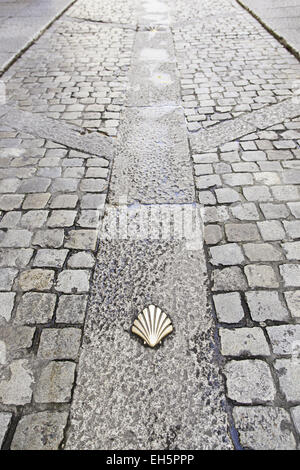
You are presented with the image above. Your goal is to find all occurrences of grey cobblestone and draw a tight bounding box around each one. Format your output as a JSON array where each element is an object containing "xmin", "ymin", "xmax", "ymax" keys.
[
  {"xmin": 34, "ymin": 361, "xmax": 76, "ymax": 403},
  {"xmin": 246, "ymin": 291, "xmax": 289, "ymax": 322},
  {"xmin": 38, "ymin": 328, "xmax": 82, "ymax": 360},
  {"xmin": 274, "ymin": 359, "xmax": 300, "ymax": 402},
  {"xmin": 220, "ymin": 327, "xmax": 270, "ymax": 357},
  {"xmin": 0, "ymin": 412, "xmax": 11, "ymax": 447},
  {"xmin": 15, "ymin": 292, "xmax": 56, "ymax": 325},
  {"xmin": 233, "ymin": 406, "xmax": 296, "ymax": 450}
]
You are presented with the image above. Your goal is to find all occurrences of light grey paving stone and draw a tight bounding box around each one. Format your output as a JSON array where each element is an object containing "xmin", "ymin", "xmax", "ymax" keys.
[
  {"xmin": 198, "ymin": 191, "xmax": 216, "ymax": 205},
  {"xmin": 33, "ymin": 249, "xmax": 68, "ymax": 268},
  {"xmin": 47, "ymin": 210, "xmax": 77, "ymax": 228},
  {"xmin": 67, "ymin": 252, "xmax": 95, "ymax": 268},
  {"xmin": 193, "ymin": 153, "xmax": 219, "ymax": 164},
  {"xmin": 0, "ymin": 211, "xmax": 22, "ymax": 228},
  {"xmin": 204, "ymin": 225, "xmax": 222, "ymax": 245},
  {"xmin": 267, "ymin": 325, "xmax": 300, "ymax": 355},
  {"xmin": 22, "ymin": 193, "xmax": 51, "ymax": 210},
  {"xmin": 246, "ymin": 291, "xmax": 289, "ymax": 322},
  {"xmin": 80, "ymin": 179, "xmax": 108, "ymax": 193},
  {"xmin": 274, "ymin": 359, "xmax": 300, "ymax": 402},
  {"xmin": 280, "ymin": 264, "xmax": 300, "ymax": 287},
  {"xmin": 18, "ymin": 269, "xmax": 54, "ymax": 291},
  {"xmin": 196, "ymin": 175, "xmax": 222, "ymax": 189},
  {"xmin": 244, "ymin": 264, "xmax": 279, "ymax": 288},
  {"xmin": 0, "ymin": 412, "xmax": 11, "ymax": 447},
  {"xmin": 0, "ymin": 248, "xmax": 33, "ymax": 268},
  {"xmin": 11, "ymin": 411, "xmax": 68, "ymax": 450},
  {"xmin": 64, "ymin": 230, "xmax": 97, "ymax": 250},
  {"xmin": 50, "ymin": 195, "xmax": 78, "ymax": 209},
  {"xmin": 230, "ymin": 203, "xmax": 260, "ymax": 221},
  {"xmin": 213, "ymin": 292, "xmax": 244, "ymax": 323},
  {"xmin": 0, "ymin": 267, "xmax": 18, "ymax": 290},
  {"xmin": 0, "ymin": 229, "xmax": 32, "ymax": 248},
  {"xmin": 33, "ymin": 229, "xmax": 64, "ymax": 248},
  {"xmin": 260, "ymin": 203, "xmax": 290, "ymax": 219},
  {"xmin": 0, "ymin": 178, "xmax": 20, "ymax": 193},
  {"xmin": 0, "ymin": 326, "xmax": 34, "ymax": 358},
  {"xmin": 85, "ymin": 167, "xmax": 109, "ymax": 178},
  {"xmin": 291, "ymin": 406, "xmax": 300, "ymax": 435},
  {"xmin": 18, "ymin": 178, "xmax": 51, "ymax": 194},
  {"xmin": 38, "ymin": 328, "xmax": 81, "ymax": 360},
  {"xmin": 0, "ymin": 195, "xmax": 24, "ymax": 211},
  {"xmin": 243, "ymin": 186, "xmax": 272, "ymax": 202},
  {"xmin": 21, "ymin": 210, "xmax": 48, "ymax": 229},
  {"xmin": 224, "ymin": 360, "xmax": 276, "ymax": 404},
  {"xmin": 282, "ymin": 242, "xmax": 300, "ymax": 260},
  {"xmin": 81, "ymin": 193, "xmax": 106, "ymax": 210},
  {"xmin": 212, "ymin": 267, "xmax": 248, "ymax": 292},
  {"xmin": 283, "ymin": 221, "xmax": 300, "ymax": 239},
  {"xmin": 77, "ymin": 210, "xmax": 100, "ymax": 228},
  {"xmin": 34, "ymin": 361, "xmax": 76, "ymax": 403},
  {"xmin": 219, "ymin": 327, "xmax": 270, "ymax": 357},
  {"xmin": 50, "ymin": 178, "xmax": 79, "ymax": 193},
  {"xmin": 243, "ymin": 243, "xmax": 283, "ymax": 262},
  {"xmin": 215, "ymin": 188, "xmax": 240, "ymax": 203},
  {"xmin": 225, "ymin": 223, "xmax": 260, "ymax": 242},
  {"xmin": 210, "ymin": 243, "xmax": 244, "ymax": 266},
  {"xmin": 56, "ymin": 270, "xmax": 90, "ymax": 293},
  {"xmin": 0, "ymin": 359, "xmax": 33, "ymax": 405},
  {"xmin": 284, "ymin": 291, "xmax": 300, "ymax": 319},
  {"xmin": 222, "ymin": 173, "xmax": 253, "ymax": 187},
  {"xmin": 15, "ymin": 292, "xmax": 56, "ymax": 324},
  {"xmin": 272, "ymin": 185, "xmax": 299, "ymax": 201},
  {"xmin": 257, "ymin": 221, "xmax": 286, "ymax": 241},
  {"xmin": 282, "ymin": 170, "xmax": 300, "ymax": 185},
  {"xmin": 56, "ymin": 295, "xmax": 88, "ymax": 324},
  {"xmin": 267, "ymin": 150, "xmax": 293, "ymax": 161},
  {"xmin": 233, "ymin": 406, "xmax": 296, "ymax": 450},
  {"xmin": 0, "ymin": 292, "xmax": 15, "ymax": 321}
]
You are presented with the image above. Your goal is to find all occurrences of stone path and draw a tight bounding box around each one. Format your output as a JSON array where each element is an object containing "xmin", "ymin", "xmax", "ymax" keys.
[{"xmin": 0, "ymin": 0, "xmax": 300, "ymax": 450}]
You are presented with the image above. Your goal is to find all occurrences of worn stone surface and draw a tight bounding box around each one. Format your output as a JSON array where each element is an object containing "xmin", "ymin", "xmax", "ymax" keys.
[
  {"xmin": 233, "ymin": 406, "xmax": 296, "ymax": 450},
  {"xmin": 224, "ymin": 360, "xmax": 276, "ymax": 404},
  {"xmin": 0, "ymin": 412, "xmax": 11, "ymax": 447},
  {"xmin": 11, "ymin": 411, "xmax": 68, "ymax": 450},
  {"xmin": 34, "ymin": 361, "xmax": 76, "ymax": 403}
]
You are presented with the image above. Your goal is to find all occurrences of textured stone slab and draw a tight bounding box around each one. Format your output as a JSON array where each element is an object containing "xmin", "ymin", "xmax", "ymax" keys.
[
  {"xmin": 233, "ymin": 406, "xmax": 296, "ymax": 450},
  {"xmin": 190, "ymin": 99, "xmax": 300, "ymax": 152},
  {"xmin": 66, "ymin": 215, "xmax": 232, "ymax": 449},
  {"xmin": 109, "ymin": 107, "xmax": 195, "ymax": 204}
]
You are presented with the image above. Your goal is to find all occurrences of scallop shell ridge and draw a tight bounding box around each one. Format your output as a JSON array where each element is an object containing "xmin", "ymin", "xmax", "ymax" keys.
[{"xmin": 132, "ymin": 305, "xmax": 173, "ymax": 348}]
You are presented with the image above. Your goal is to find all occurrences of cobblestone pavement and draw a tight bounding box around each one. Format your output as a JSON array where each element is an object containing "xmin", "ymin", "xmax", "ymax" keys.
[{"xmin": 0, "ymin": 0, "xmax": 300, "ymax": 450}]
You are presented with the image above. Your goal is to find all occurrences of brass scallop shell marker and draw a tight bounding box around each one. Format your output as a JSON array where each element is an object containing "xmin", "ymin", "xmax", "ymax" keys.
[{"xmin": 132, "ymin": 305, "xmax": 173, "ymax": 348}]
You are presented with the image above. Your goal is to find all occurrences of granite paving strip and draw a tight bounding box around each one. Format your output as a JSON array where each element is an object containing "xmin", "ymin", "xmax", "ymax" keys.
[
  {"xmin": 0, "ymin": 0, "xmax": 77, "ymax": 74},
  {"xmin": 190, "ymin": 116, "xmax": 300, "ymax": 449},
  {"xmin": 65, "ymin": 0, "xmax": 234, "ymax": 450},
  {"xmin": 170, "ymin": 0, "xmax": 300, "ymax": 130}
]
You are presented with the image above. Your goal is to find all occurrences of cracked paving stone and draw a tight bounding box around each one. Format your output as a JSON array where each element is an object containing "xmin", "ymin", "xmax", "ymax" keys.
[
  {"xmin": 224, "ymin": 360, "xmax": 276, "ymax": 404},
  {"xmin": 11, "ymin": 411, "xmax": 68, "ymax": 450}
]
